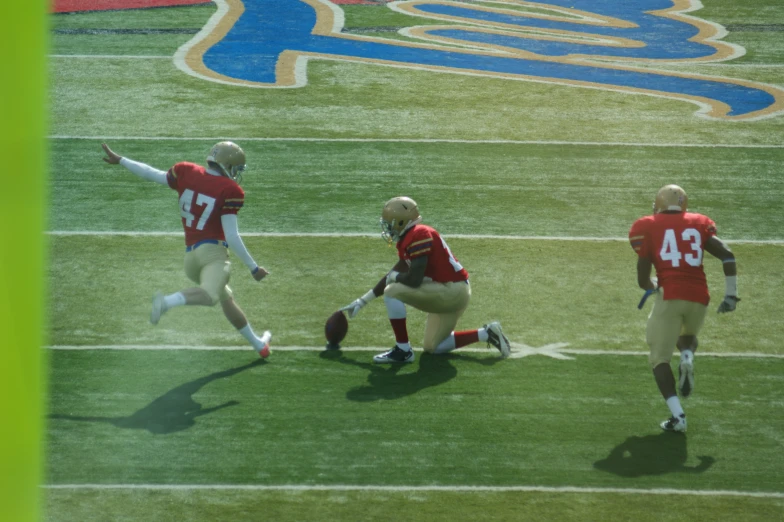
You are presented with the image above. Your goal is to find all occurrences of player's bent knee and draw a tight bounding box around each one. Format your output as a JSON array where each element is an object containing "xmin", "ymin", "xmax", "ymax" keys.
[{"xmin": 649, "ymin": 353, "xmax": 670, "ymax": 369}]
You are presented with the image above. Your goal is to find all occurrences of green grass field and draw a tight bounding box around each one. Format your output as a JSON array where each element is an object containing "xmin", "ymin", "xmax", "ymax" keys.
[{"xmin": 45, "ymin": 1, "xmax": 784, "ymax": 521}]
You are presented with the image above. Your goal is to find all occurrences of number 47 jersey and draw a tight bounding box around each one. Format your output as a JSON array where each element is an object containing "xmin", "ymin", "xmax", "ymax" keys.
[
  {"xmin": 629, "ymin": 212, "xmax": 717, "ymax": 306},
  {"xmin": 166, "ymin": 162, "xmax": 245, "ymax": 247}
]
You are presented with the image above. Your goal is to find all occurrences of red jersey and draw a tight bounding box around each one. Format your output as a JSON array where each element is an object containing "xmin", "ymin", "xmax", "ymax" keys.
[
  {"xmin": 629, "ymin": 212, "xmax": 717, "ymax": 305},
  {"xmin": 397, "ymin": 224, "xmax": 469, "ymax": 283},
  {"xmin": 166, "ymin": 162, "xmax": 244, "ymax": 247}
]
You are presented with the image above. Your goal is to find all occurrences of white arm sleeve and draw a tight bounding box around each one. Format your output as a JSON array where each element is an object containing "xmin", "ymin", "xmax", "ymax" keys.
[
  {"xmin": 221, "ymin": 213, "xmax": 259, "ymax": 272},
  {"xmin": 119, "ymin": 157, "xmax": 168, "ymax": 185}
]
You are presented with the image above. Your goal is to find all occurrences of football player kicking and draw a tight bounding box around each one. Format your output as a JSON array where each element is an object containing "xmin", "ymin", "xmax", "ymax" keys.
[
  {"xmin": 340, "ymin": 196, "xmax": 511, "ymax": 363},
  {"xmin": 629, "ymin": 185, "xmax": 740, "ymax": 433},
  {"xmin": 101, "ymin": 142, "xmax": 273, "ymax": 358}
]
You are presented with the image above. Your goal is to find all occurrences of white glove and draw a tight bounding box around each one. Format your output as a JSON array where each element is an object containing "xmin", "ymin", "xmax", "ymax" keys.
[
  {"xmin": 717, "ymin": 296, "xmax": 740, "ymax": 314},
  {"xmin": 386, "ymin": 271, "xmax": 400, "ymax": 286},
  {"xmin": 340, "ymin": 298, "xmax": 367, "ymax": 319},
  {"xmin": 339, "ymin": 290, "xmax": 377, "ymax": 319}
]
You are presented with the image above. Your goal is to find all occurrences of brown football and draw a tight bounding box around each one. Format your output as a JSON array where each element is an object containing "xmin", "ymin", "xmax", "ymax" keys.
[{"xmin": 325, "ymin": 310, "xmax": 348, "ymax": 345}]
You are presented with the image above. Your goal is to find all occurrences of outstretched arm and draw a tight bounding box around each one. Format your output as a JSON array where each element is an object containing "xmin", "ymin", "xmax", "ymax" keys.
[
  {"xmin": 101, "ymin": 143, "xmax": 168, "ymax": 185},
  {"xmin": 221, "ymin": 214, "xmax": 268, "ymax": 281},
  {"xmin": 340, "ymin": 258, "xmax": 409, "ymax": 319}
]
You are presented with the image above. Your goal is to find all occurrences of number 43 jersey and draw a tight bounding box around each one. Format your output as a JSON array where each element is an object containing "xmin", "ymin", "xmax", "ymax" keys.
[
  {"xmin": 629, "ymin": 212, "xmax": 717, "ymax": 305},
  {"xmin": 166, "ymin": 162, "xmax": 245, "ymax": 247}
]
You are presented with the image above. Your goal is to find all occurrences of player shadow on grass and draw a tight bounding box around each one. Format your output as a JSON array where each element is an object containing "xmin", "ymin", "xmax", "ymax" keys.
[
  {"xmin": 593, "ymin": 433, "xmax": 715, "ymax": 477},
  {"xmin": 49, "ymin": 359, "xmax": 264, "ymax": 434},
  {"xmin": 320, "ymin": 350, "xmax": 499, "ymax": 402}
]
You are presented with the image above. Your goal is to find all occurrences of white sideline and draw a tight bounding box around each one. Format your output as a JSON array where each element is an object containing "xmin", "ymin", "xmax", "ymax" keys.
[
  {"xmin": 48, "ymin": 135, "xmax": 784, "ymax": 148},
  {"xmin": 45, "ymin": 345, "xmax": 784, "ymax": 359},
  {"xmin": 43, "ymin": 230, "xmax": 784, "ymax": 245},
  {"xmin": 41, "ymin": 483, "xmax": 784, "ymax": 498}
]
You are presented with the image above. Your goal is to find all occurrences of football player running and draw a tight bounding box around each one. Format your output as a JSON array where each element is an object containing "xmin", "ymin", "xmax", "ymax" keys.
[
  {"xmin": 101, "ymin": 142, "xmax": 273, "ymax": 358},
  {"xmin": 629, "ymin": 185, "xmax": 739, "ymax": 433},
  {"xmin": 341, "ymin": 197, "xmax": 511, "ymax": 363}
]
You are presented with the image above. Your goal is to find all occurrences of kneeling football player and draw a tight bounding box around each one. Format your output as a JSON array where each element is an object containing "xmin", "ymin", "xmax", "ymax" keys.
[{"xmin": 341, "ymin": 197, "xmax": 511, "ymax": 363}]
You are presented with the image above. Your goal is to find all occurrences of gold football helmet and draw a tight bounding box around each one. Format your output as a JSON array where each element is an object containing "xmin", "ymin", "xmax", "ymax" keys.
[
  {"xmin": 380, "ymin": 196, "xmax": 422, "ymax": 244},
  {"xmin": 653, "ymin": 184, "xmax": 688, "ymax": 214},
  {"xmin": 207, "ymin": 141, "xmax": 246, "ymax": 183}
]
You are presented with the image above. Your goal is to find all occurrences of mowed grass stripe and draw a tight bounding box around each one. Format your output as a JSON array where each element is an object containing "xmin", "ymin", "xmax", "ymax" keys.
[
  {"xmin": 47, "ymin": 235, "xmax": 783, "ymax": 354},
  {"xmin": 45, "ymin": 230, "xmax": 784, "ymax": 245},
  {"xmin": 49, "ymin": 135, "xmax": 784, "ymax": 148},
  {"xmin": 46, "ymin": 350, "xmax": 784, "ymax": 491},
  {"xmin": 50, "ymin": 139, "xmax": 784, "ymax": 240},
  {"xmin": 40, "ymin": 488, "xmax": 784, "ymax": 522}
]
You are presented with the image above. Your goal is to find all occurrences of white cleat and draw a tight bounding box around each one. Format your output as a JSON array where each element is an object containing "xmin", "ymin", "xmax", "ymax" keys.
[
  {"xmin": 660, "ymin": 414, "xmax": 687, "ymax": 433},
  {"xmin": 257, "ymin": 331, "xmax": 272, "ymax": 359},
  {"xmin": 678, "ymin": 352, "xmax": 695, "ymax": 398},
  {"xmin": 485, "ymin": 322, "xmax": 511, "ymax": 358},
  {"xmin": 150, "ymin": 291, "xmax": 167, "ymax": 325}
]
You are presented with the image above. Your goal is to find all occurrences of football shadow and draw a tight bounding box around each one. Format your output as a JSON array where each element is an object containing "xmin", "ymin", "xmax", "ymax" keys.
[
  {"xmin": 49, "ymin": 358, "xmax": 264, "ymax": 434},
  {"xmin": 320, "ymin": 350, "xmax": 466, "ymax": 402},
  {"xmin": 593, "ymin": 433, "xmax": 715, "ymax": 477}
]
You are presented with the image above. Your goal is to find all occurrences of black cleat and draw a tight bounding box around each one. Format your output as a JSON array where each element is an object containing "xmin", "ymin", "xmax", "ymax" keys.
[{"xmin": 373, "ymin": 346, "xmax": 415, "ymax": 364}]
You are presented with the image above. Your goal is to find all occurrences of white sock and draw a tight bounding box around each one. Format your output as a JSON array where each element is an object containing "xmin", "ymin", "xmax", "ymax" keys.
[
  {"xmin": 666, "ymin": 396, "xmax": 685, "ymax": 418},
  {"xmin": 680, "ymin": 349, "xmax": 694, "ymax": 364},
  {"xmin": 478, "ymin": 328, "xmax": 489, "ymax": 342},
  {"xmin": 396, "ymin": 342, "xmax": 412, "ymax": 352},
  {"xmin": 163, "ymin": 292, "xmax": 186, "ymax": 310},
  {"xmin": 239, "ymin": 324, "xmax": 265, "ymax": 351}
]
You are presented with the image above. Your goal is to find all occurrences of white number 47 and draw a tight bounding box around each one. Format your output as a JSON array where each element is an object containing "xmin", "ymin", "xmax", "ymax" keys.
[
  {"xmin": 660, "ymin": 228, "xmax": 703, "ymax": 267},
  {"xmin": 178, "ymin": 189, "xmax": 216, "ymax": 230}
]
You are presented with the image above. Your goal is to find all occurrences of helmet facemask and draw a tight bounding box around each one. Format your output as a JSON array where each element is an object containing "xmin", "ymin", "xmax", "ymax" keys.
[
  {"xmin": 380, "ymin": 197, "xmax": 421, "ymax": 245},
  {"xmin": 207, "ymin": 141, "xmax": 247, "ymax": 185}
]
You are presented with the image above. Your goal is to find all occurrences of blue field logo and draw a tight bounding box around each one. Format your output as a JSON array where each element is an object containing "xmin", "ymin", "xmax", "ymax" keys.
[{"xmin": 175, "ymin": 0, "xmax": 784, "ymax": 121}]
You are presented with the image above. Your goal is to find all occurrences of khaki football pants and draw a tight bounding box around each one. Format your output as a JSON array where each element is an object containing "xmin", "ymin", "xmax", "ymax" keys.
[
  {"xmin": 646, "ymin": 292, "xmax": 707, "ymax": 368},
  {"xmin": 385, "ymin": 280, "xmax": 471, "ymax": 352},
  {"xmin": 183, "ymin": 243, "xmax": 234, "ymax": 305}
]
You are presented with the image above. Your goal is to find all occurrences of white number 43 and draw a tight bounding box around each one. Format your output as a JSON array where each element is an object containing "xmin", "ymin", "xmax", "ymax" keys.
[
  {"xmin": 660, "ymin": 228, "xmax": 703, "ymax": 267},
  {"xmin": 178, "ymin": 189, "xmax": 215, "ymax": 230}
]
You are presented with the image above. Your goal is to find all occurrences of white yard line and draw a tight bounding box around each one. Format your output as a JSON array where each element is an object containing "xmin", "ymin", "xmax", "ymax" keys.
[
  {"xmin": 46, "ymin": 345, "xmax": 784, "ymax": 359},
  {"xmin": 41, "ymin": 483, "xmax": 784, "ymax": 498},
  {"xmin": 48, "ymin": 135, "xmax": 784, "ymax": 148},
  {"xmin": 44, "ymin": 230, "xmax": 784, "ymax": 245}
]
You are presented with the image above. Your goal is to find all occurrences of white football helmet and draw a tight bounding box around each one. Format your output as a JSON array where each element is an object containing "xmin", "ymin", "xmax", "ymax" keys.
[
  {"xmin": 380, "ymin": 196, "xmax": 422, "ymax": 244},
  {"xmin": 653, "ymin": 184, "xmax": 688, "ymax": 214},
  {"xmin": 207, "ymin": 141, "xmax": 246, "ymax": 183}
]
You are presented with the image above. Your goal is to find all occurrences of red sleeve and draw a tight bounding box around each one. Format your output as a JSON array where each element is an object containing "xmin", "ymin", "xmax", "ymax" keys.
[
  {"xmin": 703, "ymin": 216, "xmax": 717, "ymax": 240},
  {"xmin": 220, "ymin": 184, "xmax": 245, "ymax": 215},
  {"xmin": 406, "ymin": 227, "xmax": 434, "ymax": 258},
  {"xmin": 166, "ymin": 162, "xmax": 186, "ymax": 190},
  {"xmin": 628, "ymin": 218, "xmax": 649, "ymax": 257}
]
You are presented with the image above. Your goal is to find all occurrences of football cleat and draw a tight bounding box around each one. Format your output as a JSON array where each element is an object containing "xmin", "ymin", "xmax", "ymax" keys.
[
  {"xmin": 485, "ymin": 322, "xmax": 510, "ymax": 358},
  {"xmin": 653, "ymin": 184, "xmax": 688, "ymax": 214},
  {"xmin": 678, "ymin": 351, "xmax": 694, "ymax": 398},
  {"xmin": 380, "ymin": 197, "xmax": 422, "ymax": 245},
  {"xmin": 257, "ymin": 330, "xmax": 272, "ymax": 359},
  {"xmin": 660, "ymin": 414, "xmax": 687, "ymax": 433},
  {"xmin": 150, "ymin": 291, "xmax": 167, "ymax": 325},
  {"xmin": 373, "ymin": 346, "xmax": 415, "ymax": 364}
]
